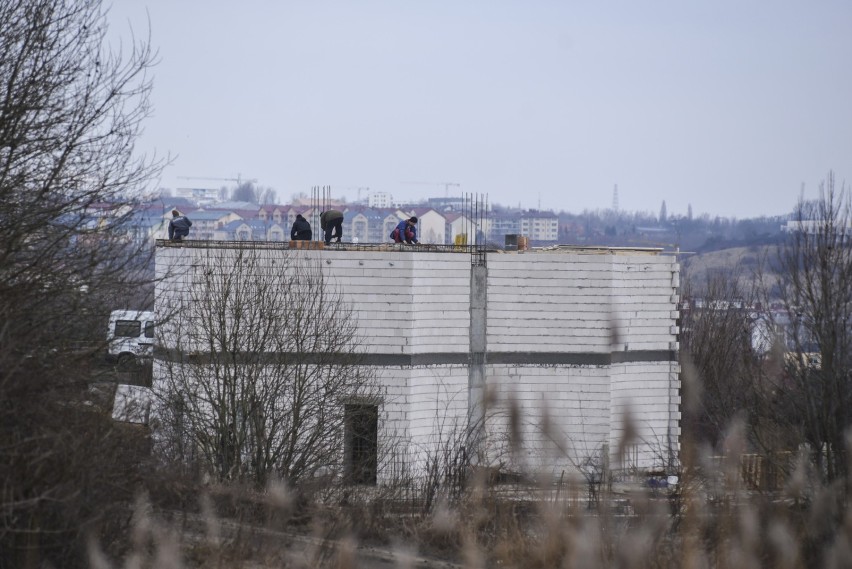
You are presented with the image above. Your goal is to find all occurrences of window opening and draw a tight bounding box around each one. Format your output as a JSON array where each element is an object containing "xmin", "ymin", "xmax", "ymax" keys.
[{"xmin": 344, "ymin": 403, "xmax": 378, "ymax": 485}]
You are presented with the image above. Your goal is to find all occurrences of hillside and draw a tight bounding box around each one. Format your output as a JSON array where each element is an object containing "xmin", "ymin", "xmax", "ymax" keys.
[{"xmin": 680, "ymin": 245, "xmax": 782, "ymax": 297}]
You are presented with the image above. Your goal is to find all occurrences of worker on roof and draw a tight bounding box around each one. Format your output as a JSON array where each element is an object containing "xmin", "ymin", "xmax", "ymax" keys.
[
  {"xmin": 320, "ymin": 209, "xmax": 344, "ymax": 245},
  {"xmin": 391, "ymin": 216, "xmax": 419, "ymax": 245}
]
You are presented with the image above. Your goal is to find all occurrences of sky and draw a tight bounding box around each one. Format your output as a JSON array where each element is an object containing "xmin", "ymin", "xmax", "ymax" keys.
[{"xmin": 107, "ymin": 1, "xmax": 852, "ymax": 218}]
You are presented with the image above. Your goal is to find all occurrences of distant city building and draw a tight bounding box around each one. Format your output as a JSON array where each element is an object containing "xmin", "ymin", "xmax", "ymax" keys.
[
  {"xmin": 125, "ymin": 207, "xmax": 168, "ymax": 246},
  {"xmin": 214, "ymin": 219, "xmax": 286, "ymax": 241},
  {"xmin": 368, "ymin": 192, "xmax": 394, "ymax": 208},
  {"xmin": 186, "ymin": 210, "xmax": 242, "ymax": 240},
  {"xmin": 444, "ymin": 212, "xmax": 473, "ymax": 244},
  {"xmin": 203, "ymin": 201, "xmax": 261, "ymax": 218},
  {"xmin": 258, "ymin": 205, "xmax": 290, "ymax": 225},
  {"xmin": 403, "ymin": 208, "xmax": 447, "ymax": 245},
  {"xmin": 520, "ymin": 210, "xmax": 559, "ymax": 242},
  {"xmin": 346, "ymin": 207, "xmax": 394, "ymax": 243},
  {"xmin": 488, "ymin": 213, "xmax": 522, "ymax": 243},
  {"xmin": 781, "ymin": 219, "xmax": 852, "ymax": 234},
  {"xmin": 427, "ymin": 196, "xmax": 467, "ymax": 212},
  {"xmin": 175, "ymin": 187, "xmax": 220, "ymax": 206},
  {"xmin": 126, "ymin": 193, "xmax": 568, "ymax": 247}
]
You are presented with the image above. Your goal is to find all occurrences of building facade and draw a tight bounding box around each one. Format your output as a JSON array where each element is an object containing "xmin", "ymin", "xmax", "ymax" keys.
[
  {"xmin": 519, "ymin": 210, "xmax": 559, "ymax": 241},
  {"xmin": 154, "ymin": 243, "xmax": 680, "ymax": 480}
]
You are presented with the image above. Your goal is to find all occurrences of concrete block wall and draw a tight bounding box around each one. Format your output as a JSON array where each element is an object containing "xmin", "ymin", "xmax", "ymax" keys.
[
  {"xmin": 155, "ymin": 244, "xmax": 681, "ymax": 479},
  {"xmin": 156, "ymin": 246, "xmax": 314, "ymax": 352},
  {"xmin": 154, "ymin": 247, "xmax": 472, "ymax": 355},
  {"xmin": 408, "ymin": 366, "xmax": 469, "ymax": 467},
  {"xmin": 157, "ymin": 247, "xmax": 678, "ymax": 357},
  {"xmin": 485, "ymin": 364, "xmax": 613, "ymax": 471},
  {"xmin": 609, "ymin": 255, "xmax": 680, "ymax": 351},
  {"xmin": 319, "ymin": 251, "xmax": 472, "ymax": 355},
  {"xmin": 368, "ymin": 365, "xmax": 470, "ymax": 481},
  {"xmin": 608, "ymin": 362, "xmax": 681, "ymax": 469},
  {"xmin": 486, "ymin": 253, "xmax": 679, "ymax": 353},
  {"xmin": 293, "ymin": 250, "xmax": 419, "ymax": 354},
  {"xmin": 487, "ymin": 256, "xmax": 614, "ymax": 352},
  {"xmin": 371, "ymin": 366, "xmax": 411, "ymax": 481},
  {"xmin": 482, "ymin": 251, "xmax": 679, "ymax": 470}
]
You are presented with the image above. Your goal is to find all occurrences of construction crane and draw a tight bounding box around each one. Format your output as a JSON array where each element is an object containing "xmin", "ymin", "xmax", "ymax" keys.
[
  {"xmin": 400, "ymin": 181, "xmax": 461, "ymax": 197},
  {"xmin": 330, "ymin": 185, "xmax": 370, "ymax": 202},
  {"xmin": 177, "ymin": 174, "xmax": 258, "ymax": 186}
]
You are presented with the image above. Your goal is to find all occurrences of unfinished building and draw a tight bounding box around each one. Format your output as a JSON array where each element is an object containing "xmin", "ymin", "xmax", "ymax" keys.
[{"xmin": 153, "ymin": 242, "xmax": 681, "ymax": 483}]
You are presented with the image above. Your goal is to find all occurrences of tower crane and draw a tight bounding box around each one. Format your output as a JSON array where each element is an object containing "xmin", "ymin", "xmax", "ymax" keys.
[
  {"xmin": 329, "ymin": 185, "xmax": 370, "ymax": 202},
  {"xmin": 177, "ymin": 174, "xmax": 258, "ymax": 186}
]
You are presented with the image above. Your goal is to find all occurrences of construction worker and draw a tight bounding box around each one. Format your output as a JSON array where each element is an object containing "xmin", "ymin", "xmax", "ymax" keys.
[
  {"xmin": 320, "ymin": 209, "xmax": 344, "ymax": 244},
  {"xmin": 168, "ymin": 209, "xmax": 192, "ymax": 241},
  {"xmin": 290, "ymin": 214, "xmax": 312, "ymax": 240},
  {"xmin": 391, "ymin": 216, "xmax": 419, "ymax": 245}
]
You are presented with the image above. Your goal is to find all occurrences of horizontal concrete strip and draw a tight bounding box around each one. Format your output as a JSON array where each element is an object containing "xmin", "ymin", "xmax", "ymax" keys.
[{"xmin": 154, "ymin": 348, "xmax": 676, "ymax": 366}]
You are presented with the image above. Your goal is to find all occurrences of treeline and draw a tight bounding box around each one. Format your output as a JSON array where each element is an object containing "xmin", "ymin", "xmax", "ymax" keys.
[
  {"xmin": 488, "ymin": 200, "xmax": 789, "ymax": 251},
  {"xmin": 557, "ymin": 209, "xmax": 788, "ymax": 252}
]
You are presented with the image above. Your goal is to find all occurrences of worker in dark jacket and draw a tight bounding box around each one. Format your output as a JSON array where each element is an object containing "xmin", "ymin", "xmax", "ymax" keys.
[
  {"xmin": 391, "ymin": 216, "xmax": 419, "ymax": 244},
  {"xmin": 168, "ymin": 209, "xmax": 192, "ymax": 241},
  {"xmin": 290, "ymin": 214, "xmax": 312, "ymax": 240},
  {"xmin": 320, "ymin": 209, "xmax": 344, "ymax": 244}
]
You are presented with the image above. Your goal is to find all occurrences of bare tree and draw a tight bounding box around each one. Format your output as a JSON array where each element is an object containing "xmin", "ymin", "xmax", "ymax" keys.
[
  {"xmin": 0, "ymin": 0, "xmax": 164, "ymax": 565},
  {"xmin": 156, "ymin": 247, "xmax": 378, "ymax": 487},
  {"xmin": 775, "ymin": 172, "xmax": 852, "ymax": 483},
  {"xmin": 679, "ymin": 270, "xmax": 762, "ymax": 449},
  {"xmin": 231, "ymin": 181, "xmax": 277, "ymax": 205},
  {"xmin": 258, "ymin": 186, "xmax": 277, "ymax": 205}
]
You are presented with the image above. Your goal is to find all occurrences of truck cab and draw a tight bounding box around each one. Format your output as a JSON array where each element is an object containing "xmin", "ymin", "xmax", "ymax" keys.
[{"xmin": 107, "ymin": 310, "xmax": 155, "ymax": 366}]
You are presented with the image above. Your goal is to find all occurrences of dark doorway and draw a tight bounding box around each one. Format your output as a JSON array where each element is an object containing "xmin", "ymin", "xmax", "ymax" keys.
[{"xmin": 344, "ymin": 403, "xmax": 378, "ymax": 485}]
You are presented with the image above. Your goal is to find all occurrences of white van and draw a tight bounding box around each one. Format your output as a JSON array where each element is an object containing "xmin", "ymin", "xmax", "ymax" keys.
[{"xmin": 107, "ymin": 310, "xmax": 155, "ymax": 365}]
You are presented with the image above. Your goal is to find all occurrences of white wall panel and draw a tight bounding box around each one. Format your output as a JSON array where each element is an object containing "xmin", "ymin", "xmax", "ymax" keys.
[{"xmin": 155, "ymin": 245, "xmax": 680, "ymax": 480}]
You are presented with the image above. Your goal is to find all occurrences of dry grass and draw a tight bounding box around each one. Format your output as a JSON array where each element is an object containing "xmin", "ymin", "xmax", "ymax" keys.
[{"xmin": 82, "ymin": 420, "xmax": 852, "ymax": 569}]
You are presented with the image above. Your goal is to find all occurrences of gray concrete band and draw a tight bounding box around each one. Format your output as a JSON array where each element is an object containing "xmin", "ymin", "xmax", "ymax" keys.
[{"xmin": 154, "ymin": 348, "xmax": 676, "ymax": 366}]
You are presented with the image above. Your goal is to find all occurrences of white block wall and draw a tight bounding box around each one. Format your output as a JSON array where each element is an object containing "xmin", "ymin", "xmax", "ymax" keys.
[
  {"xmin": 369, "ymin": 364, "xmax": 470, "ymax": 479},
  {"xmin": 609, "ymin": 361, "xmax": 681, "ymax": 468},
  {"xmin": 487, "ymin": 364, "xmax": 613, "ymax": 472},
  {"xmin": 487, "ymin": 253, "xmax": 678, "ymax": 353},
  {"xmin": 316, "ymin": 251, "xmax": 473, "ymax": 355},
  {"xmin": 155, "ymin": 245, "xmax": 680, "ymax": 478}
]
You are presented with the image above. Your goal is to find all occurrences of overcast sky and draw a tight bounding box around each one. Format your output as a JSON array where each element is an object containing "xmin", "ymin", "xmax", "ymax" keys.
[{"xmin": 108, "ymin": 1, "xmax": 852, "ymax": 218}]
